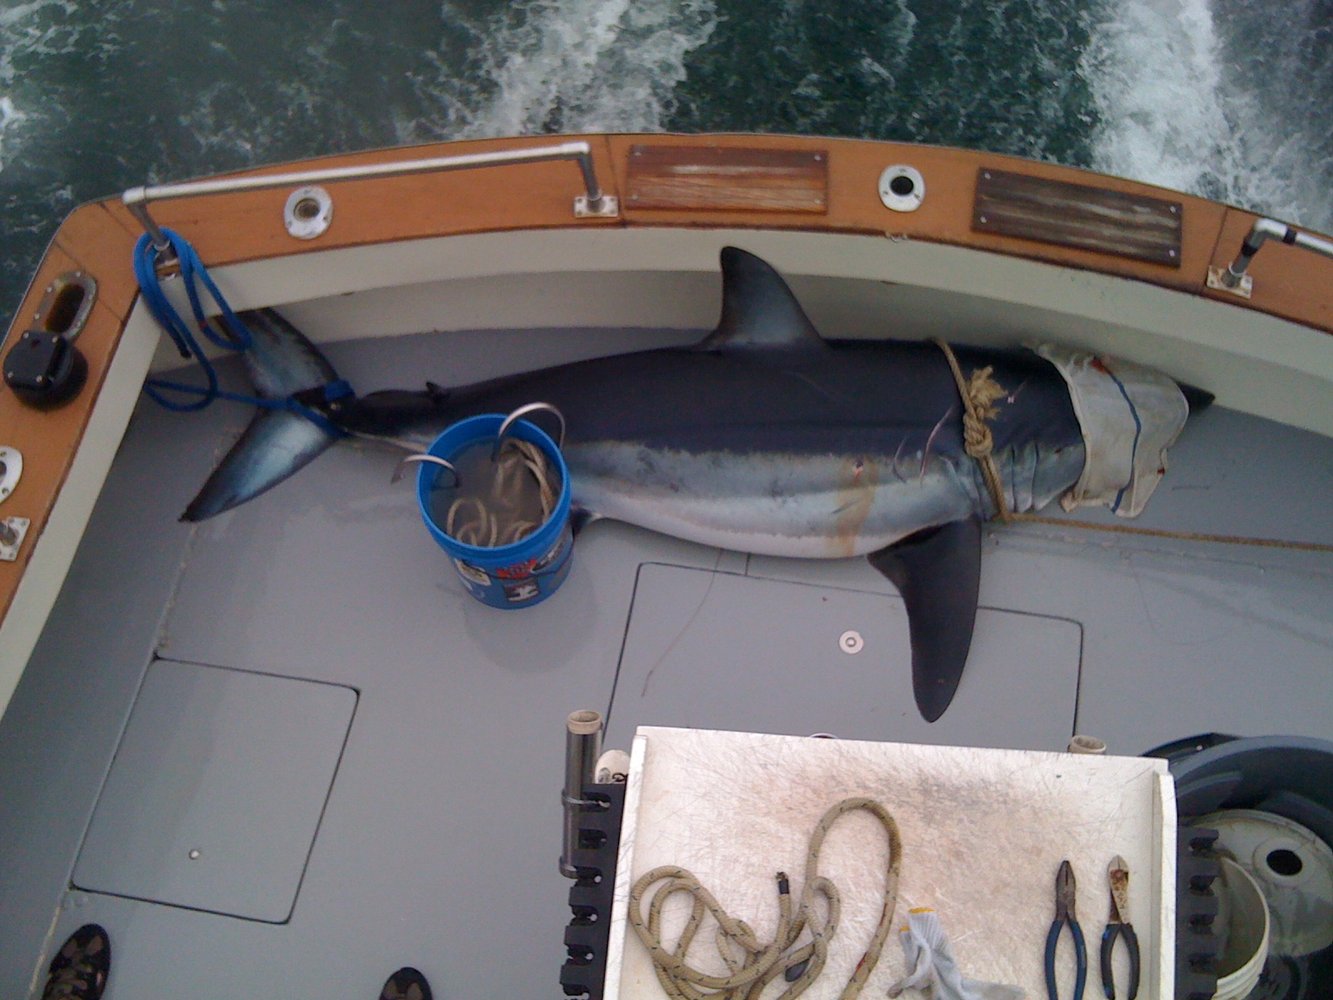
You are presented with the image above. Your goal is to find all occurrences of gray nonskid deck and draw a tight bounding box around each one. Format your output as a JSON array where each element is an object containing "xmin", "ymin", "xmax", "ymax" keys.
[{"xmin": 1, "ymin": 327, "xmax": 1329, "ymax": 999}]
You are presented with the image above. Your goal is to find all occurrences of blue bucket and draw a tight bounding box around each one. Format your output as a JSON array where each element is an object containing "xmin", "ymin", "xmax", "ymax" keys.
[{"xmin": 415, "ymin": 410, "xmax": 573, "ymax": 609}]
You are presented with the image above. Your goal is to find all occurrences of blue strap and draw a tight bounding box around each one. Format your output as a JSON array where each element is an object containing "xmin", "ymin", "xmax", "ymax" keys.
[
  {"xmin": 133, "ymin": 229, "xmax": 349, "ymax": 438},
  {"xmin": 144, "ymin": 377, "xmax": 350, "ymax": 439}
]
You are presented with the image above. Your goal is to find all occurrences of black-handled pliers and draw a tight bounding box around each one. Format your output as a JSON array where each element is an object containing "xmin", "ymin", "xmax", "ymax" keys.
[
  {"xmin": 1100, "ymin": 855, "xmax": 1141, "ymax": 1000},
  {"xmin": 1045, "ymin": 859, "xmax": 1088, "ymax": 1000}
]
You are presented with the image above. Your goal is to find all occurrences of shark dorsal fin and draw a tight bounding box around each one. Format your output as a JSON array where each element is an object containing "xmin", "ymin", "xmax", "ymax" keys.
[{"xmin": 698, "ymin": 247, "xmax": 827, "ymax": 352}]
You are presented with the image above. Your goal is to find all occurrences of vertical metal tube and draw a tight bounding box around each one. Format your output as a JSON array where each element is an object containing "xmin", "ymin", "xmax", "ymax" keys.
[
  {"xmin": 122, "ymin": 193, "xmax": 172, "ymax": 253},
  {"xmin": 574, "ymin": 149, "xmax": 605, "ymax": 213},
  {"xmin": 560, "ymin": 709, "xmax": 603, "ymax": 878}
]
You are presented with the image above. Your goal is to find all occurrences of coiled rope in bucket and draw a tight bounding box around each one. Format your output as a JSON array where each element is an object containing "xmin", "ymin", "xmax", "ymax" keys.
[{"xmin": 441, "ymin": 438, "xmax": 560, "ymax": 547}]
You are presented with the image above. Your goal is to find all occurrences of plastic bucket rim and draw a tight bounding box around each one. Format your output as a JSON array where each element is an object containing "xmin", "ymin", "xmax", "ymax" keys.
[{"xmin": 1213, "ymin": 856, "xmax": 1270, "ymax": 999}]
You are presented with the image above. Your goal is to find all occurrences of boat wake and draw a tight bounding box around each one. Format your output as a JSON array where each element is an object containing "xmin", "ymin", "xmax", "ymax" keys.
[
  {"xmin": 0, "ymin": 0, "xmax": 1330, "ymax": 317},
  {"xmin": 1083, "ymin": 0, "xmax": 1333, "ymax": 231},
  {"xmin": 406, "ymin": 0, "xmax": 719, "ymax": 139}
]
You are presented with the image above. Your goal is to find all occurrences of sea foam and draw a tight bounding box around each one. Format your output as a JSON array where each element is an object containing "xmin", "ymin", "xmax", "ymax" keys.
[{"xmin": 1083, "ymin": 0, "xmax": 1331, "ymax": 232}]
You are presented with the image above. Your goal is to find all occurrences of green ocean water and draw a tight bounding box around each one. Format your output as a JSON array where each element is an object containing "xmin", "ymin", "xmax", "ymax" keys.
[{"xmin": 1, "ymin": 0, "xmax": 1329, "ymax": 316}]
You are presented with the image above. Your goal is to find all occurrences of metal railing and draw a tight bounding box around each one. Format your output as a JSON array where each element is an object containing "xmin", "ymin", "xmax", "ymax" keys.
[
  {"xmin": 1213, "ymin": 217, "xmax": 1333, "ymax": 296},
  {"xmin": 122, "ymin": 140, "xmax": 618, "ymax": 251}
]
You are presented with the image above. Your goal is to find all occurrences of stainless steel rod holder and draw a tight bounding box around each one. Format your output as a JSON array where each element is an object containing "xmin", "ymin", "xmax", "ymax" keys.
[
  {"xmin": 122, "ymin": 140, "xmax": 619, "ymax": 252},
  {"xmin": 560, "ymin": 709, "xmax": 604, "ymax": 879}
]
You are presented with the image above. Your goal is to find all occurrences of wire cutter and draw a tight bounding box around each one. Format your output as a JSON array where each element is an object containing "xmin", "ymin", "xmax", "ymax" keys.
[
  {"xmin": 1045, "ymin": 859, "xmax": 1088, "ymax": 1000},
  {"xmin": 1100, "ymin": 855, "xmax": 1141, "ymax": 1000}
]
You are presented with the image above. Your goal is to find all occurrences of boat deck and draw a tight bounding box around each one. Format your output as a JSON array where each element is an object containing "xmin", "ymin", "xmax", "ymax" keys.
[{"xmin": 1, "ymin": 323, "xmax": 1330, "ymax": 998}]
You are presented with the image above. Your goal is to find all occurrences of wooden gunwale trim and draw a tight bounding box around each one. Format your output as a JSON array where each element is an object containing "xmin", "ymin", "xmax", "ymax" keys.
[
  {"xmin": 124, "ymin": 134, "xmax": 626, "ymax": 270},
  {"xmin": 68, "ymin": 131, "xmax": 1332, "ymax": 335},
  {"xmin": 0, "ymin": 202, "xmax": 140, "ymax": 626}
]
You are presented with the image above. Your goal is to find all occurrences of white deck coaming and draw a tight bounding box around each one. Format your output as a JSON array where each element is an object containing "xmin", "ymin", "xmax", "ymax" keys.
[{"xmin": 147, "ymin": 227, "xmax": 1333, "ymax": 438}]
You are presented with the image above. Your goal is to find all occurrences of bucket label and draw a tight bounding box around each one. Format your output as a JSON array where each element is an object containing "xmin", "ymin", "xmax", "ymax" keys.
[{"xmin": 451, "ymin": 525, "xmax": 573, "ymax": 608}]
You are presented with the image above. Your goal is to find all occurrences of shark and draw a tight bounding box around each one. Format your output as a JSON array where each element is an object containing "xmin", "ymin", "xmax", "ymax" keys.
[{"xmin": 181, "ymin": 247, "xmax": 1206, "ymax": 722}]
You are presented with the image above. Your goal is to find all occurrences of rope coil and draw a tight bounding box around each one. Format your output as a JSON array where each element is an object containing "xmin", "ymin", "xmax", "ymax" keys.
[
  {"xmin": 628, "ymin": 797, "xmax": 901, "ymax": 1000},
  {"xmin": 441, "ymin": 438, "xmax": 560, "ymax": 547}
]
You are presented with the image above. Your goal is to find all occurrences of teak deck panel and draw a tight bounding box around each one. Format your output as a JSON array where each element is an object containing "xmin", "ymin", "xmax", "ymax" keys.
[
  {"xmin": 2, "ymin": 132, "xmax": 1331, "ymax": 714},
  {"xmin": 972, "ymin": 167, "xmax": 1183, "ymax": 266},
  {"xmin": 625, "ymin": 144, "xmax": 828, "ymax": 212}
]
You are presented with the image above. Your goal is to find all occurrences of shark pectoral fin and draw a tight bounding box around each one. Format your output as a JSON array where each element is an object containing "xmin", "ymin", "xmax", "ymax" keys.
[
  {"xmin": 182, "ymin": 408, "xmax": 341, "ymax": 522},
  {"xmin": 867, "ymin": 517, "xmax": 983, "ymax": 723}
]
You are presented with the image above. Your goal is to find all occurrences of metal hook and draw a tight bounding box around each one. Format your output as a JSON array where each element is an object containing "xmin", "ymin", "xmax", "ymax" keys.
[
  {"xmin": 493, "ymin": 401, "xmax": 566, "ymax": 461},
  {"xmin": 391, "ymin": 453, "xmax": 461, "ymax": 488}
]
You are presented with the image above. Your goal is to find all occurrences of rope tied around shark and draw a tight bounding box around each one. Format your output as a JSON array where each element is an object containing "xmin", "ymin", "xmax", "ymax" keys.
[{"xmin": 932, "ymin": 338, "xmax": 1011, "ymax": 522}]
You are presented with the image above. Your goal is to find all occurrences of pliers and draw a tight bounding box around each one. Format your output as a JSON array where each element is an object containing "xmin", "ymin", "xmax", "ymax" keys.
[
  {"xmin": 1100, "ymin": 855, "xmax": 1141, "ymax": 1000},
  {"xmin": 1044, "ymin": 859, "xmax": 1088, "ymax": 1000}
]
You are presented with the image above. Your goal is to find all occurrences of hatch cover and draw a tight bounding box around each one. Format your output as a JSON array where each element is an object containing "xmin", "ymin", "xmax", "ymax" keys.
[
  {"xmin": 608, "ymin": 564, "xmax": 1081, "ymax": 749},
  {"xmin": 73, "ymin": 660, "xmax": 356, "ymax": 923}
]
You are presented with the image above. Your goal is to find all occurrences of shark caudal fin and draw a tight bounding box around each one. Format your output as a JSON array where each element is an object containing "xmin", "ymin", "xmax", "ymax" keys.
[
  {"xmin": 181, "ymin": 309, "xmax": 345, "ymax": 522},
  {"xmin": 868, "ymin": 518, "xmax": 983, "ymax": 723}
]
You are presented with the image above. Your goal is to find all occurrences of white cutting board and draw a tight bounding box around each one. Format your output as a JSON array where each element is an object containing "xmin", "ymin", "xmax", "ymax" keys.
[{"xmin": 606, "ymin": 727, "xmax": 1175, "ymax": 999}]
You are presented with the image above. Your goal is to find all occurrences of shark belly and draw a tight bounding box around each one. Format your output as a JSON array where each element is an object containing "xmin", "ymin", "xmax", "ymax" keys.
[{"xmin": 565, "ymin": 442, "xmax": 981, "ymax": 559}]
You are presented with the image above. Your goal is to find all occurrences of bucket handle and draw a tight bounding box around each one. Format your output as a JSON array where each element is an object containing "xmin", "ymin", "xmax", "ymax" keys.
[
  {"xmin": 391, "ymin": 453, "xmax": 461, "ymax": 488},
  {"xmin": 494, "ymin": 401, "xmax": 566, "ymax": 460}
]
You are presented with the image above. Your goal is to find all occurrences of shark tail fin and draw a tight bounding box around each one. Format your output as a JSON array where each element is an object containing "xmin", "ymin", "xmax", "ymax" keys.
[{"xmin": 180, "ymin": 309, "xmax": 347, "ymax": 522}]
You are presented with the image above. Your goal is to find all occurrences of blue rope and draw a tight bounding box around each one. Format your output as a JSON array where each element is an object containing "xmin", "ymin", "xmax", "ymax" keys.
[
  {"xmin": 135, "ymin": 229, "xmax": 253, "ymax": 412},
  {"xmin": 133, "ymin": 228, "xmax": 350, "ymax": 438}
]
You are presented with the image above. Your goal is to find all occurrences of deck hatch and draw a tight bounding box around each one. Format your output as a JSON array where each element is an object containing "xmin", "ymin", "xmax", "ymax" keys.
[
  {"xmin": 72, "ymin": 660, "xmax": 356, "ymax": 923},
  {"xmin": 607, "ymin": 564, "xmax": 1082, "ymax": 748},
  {"xmin": 973, "ymin": 168, "xmax": 1183, "ymax": 266},
  {"xmin": 626, "ymin": 144, "xmax": 829, "ymax": 213}
]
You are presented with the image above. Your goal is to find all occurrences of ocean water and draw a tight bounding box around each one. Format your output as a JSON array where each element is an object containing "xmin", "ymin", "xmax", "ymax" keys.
[{"xmin": 0, "ymin": 0, "xmax": 1329, "ymax": 317}]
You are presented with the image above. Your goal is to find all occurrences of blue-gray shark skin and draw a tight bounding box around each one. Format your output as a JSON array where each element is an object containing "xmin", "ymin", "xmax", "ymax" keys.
[{"xmin": 182, "ymin": 247, "xmax": 1170, "ymax": 721}]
